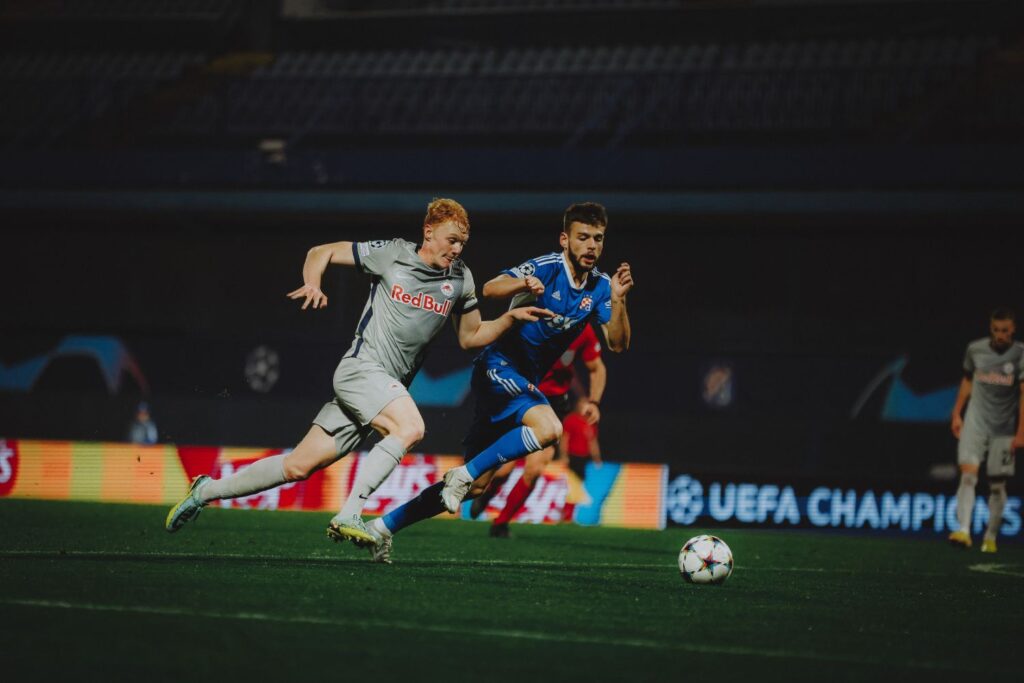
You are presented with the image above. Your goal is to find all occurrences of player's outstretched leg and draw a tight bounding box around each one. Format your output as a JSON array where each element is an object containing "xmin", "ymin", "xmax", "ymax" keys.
[
  {"xmin": 165, "ymin": 425, "xmax": 340, "ymax": 534},
  {"xmin": 165, "ymin": 452, "xmax": 290, "ymax": 532},
  {"xmin": 949, "ymin": 469, "xmax": 977, "ymax": 548},
  {"xmin": 441, "ymin": 426, "xmax": 543, "ymax": 513}
]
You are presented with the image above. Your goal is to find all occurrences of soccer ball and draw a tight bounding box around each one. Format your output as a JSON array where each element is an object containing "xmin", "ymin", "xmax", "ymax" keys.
[{"xmin": 678, "ymin": 534, "xmax": 734, "ymax": 585}]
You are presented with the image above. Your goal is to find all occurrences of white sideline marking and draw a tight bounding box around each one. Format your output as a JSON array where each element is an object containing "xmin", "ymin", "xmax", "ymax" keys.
[
  {"xmin": 968, "ymin": 563, "xmax": 1024, "ymax": 578},
  {"xmin": 0, "ymin": 597, "xmax": 985, "ymax": 672},
  {"xmin": 0, "ymin": 549, "xmax": 940, "ymax": 574}
]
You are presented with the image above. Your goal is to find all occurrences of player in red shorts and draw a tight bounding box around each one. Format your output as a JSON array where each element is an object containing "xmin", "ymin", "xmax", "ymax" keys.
[{"xmin": 469, "ymin": 322, "xmax": 605, "ymax": 536}]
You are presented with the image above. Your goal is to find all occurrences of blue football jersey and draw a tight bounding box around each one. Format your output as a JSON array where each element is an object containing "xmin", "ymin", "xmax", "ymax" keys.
[{"xmin": 482, "ymin": 252, "xmax": 613, "ymax": 382}]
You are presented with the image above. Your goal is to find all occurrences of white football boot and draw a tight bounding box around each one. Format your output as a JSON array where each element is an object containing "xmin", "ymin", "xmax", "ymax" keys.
[
  {"xmin": 440, "ymin": 466, "xmax": 473, "ymax": 514},
  {"xmin": 366, "ymin": 518, "xmax": 393, "ymax": 564},
  {"xmin": 327, "ymin": 514, "xmax": 376, "ymax": 548},
  {"xmin": 164, "ymin": 475, "xmax": 210, "ymax": 533}
]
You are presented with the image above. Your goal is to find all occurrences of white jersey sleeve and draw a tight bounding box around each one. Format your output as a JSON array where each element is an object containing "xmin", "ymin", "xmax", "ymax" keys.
[
  {"xmin": 353, "ymin": 239, "xmax": 405, "ymax": 276},
  {"xmin": 457, "ymin": 265, "xmax": 480, "ymax": 314}
]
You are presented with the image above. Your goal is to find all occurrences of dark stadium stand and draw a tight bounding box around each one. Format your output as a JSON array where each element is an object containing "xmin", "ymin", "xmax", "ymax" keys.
[{"xmin": 0, "ymin": 33, "xmax": 1015, "ymax": 149}]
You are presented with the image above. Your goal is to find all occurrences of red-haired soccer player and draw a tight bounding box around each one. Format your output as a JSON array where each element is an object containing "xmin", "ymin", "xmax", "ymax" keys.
[{"xmin": 165, "ymin": 199, "xmax": 551, "ymax": 563}]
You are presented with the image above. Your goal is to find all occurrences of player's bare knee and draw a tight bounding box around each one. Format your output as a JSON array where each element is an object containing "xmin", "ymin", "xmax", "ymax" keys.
[{"xmin": 532, "ymin": 420, "xmax": 562, "ymax": 447}]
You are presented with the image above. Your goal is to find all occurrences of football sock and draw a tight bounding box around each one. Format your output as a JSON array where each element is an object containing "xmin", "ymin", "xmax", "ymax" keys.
[
  {"xmin": 985, "ymin": 481, "xmax": 1007, "ymax": 540},
  {"xmin": 368, "ymin": 516, "xmax": 391, "ymax": 539},
  {"xmin": 465, "ymin": 426, "xmax": 542, "ymax": 479},
  {"xmin": 381, "ymin": 482, "xmax": 446, "ymax": 534},
  {"xmin": 494, "ymin": 475, "xmax": 536, "ymax": 525},
  {"xmin": 197, "ymin": 453, "xmax": 287, "ymax": 504},
  {"xmin": 336, "ymin": 435, "xmax": 406, "ymax": 519},
  {"xmin": 955, "ymin": 471, "xmax": 977, "ymax": 533}
]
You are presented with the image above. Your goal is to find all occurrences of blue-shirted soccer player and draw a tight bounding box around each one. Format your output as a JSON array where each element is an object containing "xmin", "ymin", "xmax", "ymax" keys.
[{"xmin": 361, "ymin": 202, "xmax": 633, "ymax": 562}]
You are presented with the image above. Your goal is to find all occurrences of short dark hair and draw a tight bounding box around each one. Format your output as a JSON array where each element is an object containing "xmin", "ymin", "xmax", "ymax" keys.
[
  {"xmin": 991, "ymin": 307, "xmax": 1016, "ymax": 322},
  {"xmin": 563, "ymin": 202, "xmax": 608, "ymax": 233}
]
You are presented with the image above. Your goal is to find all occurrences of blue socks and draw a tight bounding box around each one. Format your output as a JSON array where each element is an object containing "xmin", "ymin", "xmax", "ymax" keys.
[
  {"xmin": 465, "ymin": 426, "xmax": 542, "ymax": 478},
  {"xmin": 381, "ymin": 482, "xmax": 446, "ymax": 534},
  {"xmin": 379, "ymin": 426, "xmax": 543, "ymax": 535}
]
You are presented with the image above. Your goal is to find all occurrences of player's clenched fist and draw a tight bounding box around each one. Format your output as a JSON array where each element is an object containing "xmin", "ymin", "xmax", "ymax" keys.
[
  {"xmin": 523, "ymin": 276, "xmax": 545, "ymax": 296},
  {"xmin": 287, "ymin": 284, "xmax": 328, "ymax": 310},
  {"xmin": 611, "ymin": 262, "xmax": 634, "ymax": 298}
]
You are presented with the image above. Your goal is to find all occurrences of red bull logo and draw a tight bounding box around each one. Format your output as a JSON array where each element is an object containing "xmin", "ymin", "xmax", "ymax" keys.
[
  {"xmin": 390, "ymin": 284, "xmax": 452, "ymax": 316},
  {"xmin": 975, "ymin": 370, "xmax": 1015, "ymax": 386}
]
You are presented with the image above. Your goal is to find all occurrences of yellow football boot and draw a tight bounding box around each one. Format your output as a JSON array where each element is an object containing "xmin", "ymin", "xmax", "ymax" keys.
[
  {"xmin": 980, "ymin": 537, "xmax": 998, "ymax": 553},
  {"xmin": 947, "ymin": 529, "xmax": 972, "ymax": 549}
]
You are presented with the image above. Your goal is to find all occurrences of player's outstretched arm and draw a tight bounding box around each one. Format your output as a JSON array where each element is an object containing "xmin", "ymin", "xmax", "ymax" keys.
[
  {"xmin": 602, "ymin": 262, "xmax": 633, "ymax": 352},
  {"xmin": 482, "ymin": 274, "xmax": 545, "ymax": 299},
  {"xmin": 286, "ymin": 241, "xmax": 356, "ymax": 310},
  {"xmin": 455, "ymin": 307, "xmax": 555, "ymax": 350}
]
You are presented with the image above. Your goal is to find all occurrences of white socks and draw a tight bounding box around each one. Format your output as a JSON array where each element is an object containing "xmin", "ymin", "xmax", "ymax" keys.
[
  {"xmin": 336, "ymin": 435, "xmax": 407, "ymax": 520},
  {"xmin": 369, "ymin": 517, "xmax": 392, "ymax": 538},
  {"xmin": 956, "ymin": 471, "xmax": 978, "ymax": 534},
  {"xmin": 985, "ymin": 480, "xmax": 1007, "ymax": 541},
  {"xmin": 197, "ymin": 453, "xmax": 288, "ymax": 504}
]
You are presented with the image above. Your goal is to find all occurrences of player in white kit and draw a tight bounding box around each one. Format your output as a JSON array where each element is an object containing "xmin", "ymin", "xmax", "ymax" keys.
[
  {"xmin": 949, "ymin": 308, "xmax": 1024, "ymax": 553},
  {"xmin": 164, "ymin": 198, "xmax": 551, "ymax": 559}
]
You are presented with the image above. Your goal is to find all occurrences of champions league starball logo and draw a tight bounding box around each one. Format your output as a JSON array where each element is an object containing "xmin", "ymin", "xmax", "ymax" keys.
[
  {"xmin": 545, "ymin": 315, "xmax": 577, "ymax": 332},
  {"xmin": 667, "ymin": 475, "xmax": 704, "ymax": 524},
  {"xmin": 515, "ymin": 262, "xmax": 536, "ymax": 277}
]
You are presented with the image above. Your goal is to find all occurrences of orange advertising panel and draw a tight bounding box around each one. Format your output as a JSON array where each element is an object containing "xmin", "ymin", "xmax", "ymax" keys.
[{"xmin": 0, "ymin": 439, "xmax": 666, "ymax": 529}]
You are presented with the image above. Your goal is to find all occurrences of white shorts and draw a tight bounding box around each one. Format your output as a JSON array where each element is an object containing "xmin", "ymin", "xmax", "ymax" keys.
[
  {"xmin": 312, "ymin": 356, "xmax": 410, "ymax": 456},
  {"xmin": 958, "ymin": 426, "xmax": 1016, "ymax": 478}
]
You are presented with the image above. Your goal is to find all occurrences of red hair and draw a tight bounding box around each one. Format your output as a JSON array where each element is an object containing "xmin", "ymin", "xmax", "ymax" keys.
[{"xmin": 424, "ymin": 198, "xmax": 469, "ymax": 231}]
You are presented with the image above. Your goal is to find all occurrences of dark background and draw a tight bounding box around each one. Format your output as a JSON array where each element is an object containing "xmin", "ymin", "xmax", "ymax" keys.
[{"xmin": 2, "ymin": 0, "xmax": 1022, "ymax": 485}]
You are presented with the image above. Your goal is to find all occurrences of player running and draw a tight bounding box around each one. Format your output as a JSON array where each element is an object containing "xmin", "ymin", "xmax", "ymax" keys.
[
  {"xmin": 948, "ymin": 307, "xmax": 1024, "ymax": 553},
  {"xmin": 164, "ymin": 198, "xmax": 552, "ymax": 552},
  {"xmin": 469, "ymin": 323, "xmax": 606, "ymax": 536},
  {"xmin": 360, "ymin": 202, "xmax": 632, "ymax": 561}
]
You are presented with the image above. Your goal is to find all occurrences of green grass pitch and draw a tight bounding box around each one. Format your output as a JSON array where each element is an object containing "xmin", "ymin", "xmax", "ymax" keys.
[{"xmin": 1, "ymin": 499, "xmax": 1021, "ymax": 681}]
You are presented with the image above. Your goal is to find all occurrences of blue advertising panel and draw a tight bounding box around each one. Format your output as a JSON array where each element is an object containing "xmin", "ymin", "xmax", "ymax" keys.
[{"xmin": 665, "ymin": 470, "xmax": 1021, "ymax": 540}]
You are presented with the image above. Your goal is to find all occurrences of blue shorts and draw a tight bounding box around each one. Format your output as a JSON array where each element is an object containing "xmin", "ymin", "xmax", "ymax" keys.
[{"xmin": 463, "ymin": 359, "xmax": 549, "ymax": 458}]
